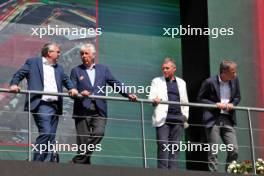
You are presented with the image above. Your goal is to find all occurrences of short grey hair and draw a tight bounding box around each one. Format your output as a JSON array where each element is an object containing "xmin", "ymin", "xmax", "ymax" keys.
[
  {"xmin": 80, "ymin": 43, "xmax": 96, "ymax": 55},
  {"xmin": 41, "ymin": 42, "xmax": 60, "ymax": 57},
  {"xmin": 220, "ymin": 59, "xmax": 237, "ymax": 74},
  {"xmin": 163, "ymin": 57, "xmax": 176, "ymax": 68}
]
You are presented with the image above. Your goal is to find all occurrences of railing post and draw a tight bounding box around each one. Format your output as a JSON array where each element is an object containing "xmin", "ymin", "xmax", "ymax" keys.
[
  {"xmin": 28, "ymin": 91, "xmax": 31, "ymax": 161},
  {"xmin": 140, "ymin": 101, "xmax": 147, "ymax": 168},
  {"xmin": 247, "ymin": 108, "xmax": 256, "ymax": 175}
]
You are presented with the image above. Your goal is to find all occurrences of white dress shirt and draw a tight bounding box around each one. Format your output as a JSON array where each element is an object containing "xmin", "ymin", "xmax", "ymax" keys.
[
  {"xmin": 42, "ymin": 57, "xmax": 58, "ymax": 102},
  {"xmin": 86, "ymin": 63, "xmax": 96, "ymax": 87},
  {"xmin": 218, "ymin": 76, "xmax": 231, "ymax": 114}
]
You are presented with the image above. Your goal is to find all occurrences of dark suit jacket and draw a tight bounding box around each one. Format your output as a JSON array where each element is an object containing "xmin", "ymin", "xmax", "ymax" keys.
[
  {"xmin": 197, "ymin": 75, "xmax": 241, "ymax": 128},
  {"xmin": 10, "ymin": 57, "xmax": 74, "ymax": 114},
  {"xmin": 70, "ymin": 64, "xmax": 129, "ymax": 118}
]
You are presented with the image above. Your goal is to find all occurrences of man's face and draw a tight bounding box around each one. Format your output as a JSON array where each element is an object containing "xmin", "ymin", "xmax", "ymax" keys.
[
  {"xmin": 80, "ymin": 48, "xmax": 94, "ymax": 67},
  {"xmin": 224, "ymin": 64, "xmax": 237, "ymax": 81},
  {"xmin": 162, "ymin": 62, "xmax": 176, "ymax": 78},
  {"xmin": 47, "ymin": 45, "xmax": 61, "ymax": 63}
]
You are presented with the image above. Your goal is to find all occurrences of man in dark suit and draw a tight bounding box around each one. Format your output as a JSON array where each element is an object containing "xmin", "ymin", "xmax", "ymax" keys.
[
  {"xmin": 197, "ymin": 60, "xmax": 241, "ymax": 171},
  {"xmin": 9, "ymin": 43, "xmax": 78, "ymax": 162},
  {"xmin": 70, "ymin": 43, "xmax": 137, "ymax": 164}
]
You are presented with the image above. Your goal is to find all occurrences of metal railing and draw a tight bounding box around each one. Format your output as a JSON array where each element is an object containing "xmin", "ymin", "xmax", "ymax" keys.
[{"xmin": 0, "ymin": 88, "xmax": 264, "ymax": 174}]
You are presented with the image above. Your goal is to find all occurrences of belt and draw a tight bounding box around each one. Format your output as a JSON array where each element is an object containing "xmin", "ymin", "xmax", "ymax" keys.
[{"xmin": 40, "ymin": 100, "xmax": 58, "ymax": 104}]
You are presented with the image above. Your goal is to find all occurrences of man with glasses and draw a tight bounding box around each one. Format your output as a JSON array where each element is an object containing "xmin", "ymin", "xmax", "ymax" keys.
[{"xmin": 9, "ymin": 42, "xmax": 78, "ymax": 162}]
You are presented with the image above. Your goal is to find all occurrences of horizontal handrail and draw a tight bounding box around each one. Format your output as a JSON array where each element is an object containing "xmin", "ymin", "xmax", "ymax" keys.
[
  {"xmin": 0, "ymin": 87, "xmax": 262, "ymax": 173},
  {"xmin": 1, "ymin": 88, "xmax": 264, "ymax": 112}
]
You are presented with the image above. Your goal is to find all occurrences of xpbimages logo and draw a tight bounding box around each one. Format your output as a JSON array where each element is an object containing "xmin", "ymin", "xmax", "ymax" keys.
[
  {"xmin": 31, "ymin": 141, "xmax": 102, "ymax": 154},
  {"xmin": 163, "ymin": 141, "xmax": 234, "ymax": 154},
  {"xmin": 96, "ymin": 83, "xmax": 151, "ymax": 95},
  {"xmin": 163, "ymin": 25, "xmax": 234, "ymax": 39},
  {"xmin": 31, "ymin": 25, "xmax": 102, "ymax": 38}
]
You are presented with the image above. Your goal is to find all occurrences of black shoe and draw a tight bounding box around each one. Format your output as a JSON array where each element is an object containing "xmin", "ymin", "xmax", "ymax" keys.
[{"xmin": 51, "ymin": 152, "xmax": 59, "ymax": 163}]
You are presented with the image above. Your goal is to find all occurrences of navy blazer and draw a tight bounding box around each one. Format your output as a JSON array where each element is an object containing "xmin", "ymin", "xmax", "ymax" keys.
[
  {"xmin": 197, "ymin": 75, "xmax": 241, "ymax": 128},
  {"xmin": 10, "ymin": 57, "xmax": 74, "ymax": 114},
  {"xmin": 70, "ymin": 64, "xmax": 129, "ymax": 118}
]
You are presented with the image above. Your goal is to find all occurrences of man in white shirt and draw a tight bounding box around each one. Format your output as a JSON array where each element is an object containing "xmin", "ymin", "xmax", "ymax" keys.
[
  {"xmin": 10, "ymin": 43, "xmax": 78, "ymax": 162},
  {"xmin": 197, "ymin": 60, "xmax": 241, "ymax": 171}
]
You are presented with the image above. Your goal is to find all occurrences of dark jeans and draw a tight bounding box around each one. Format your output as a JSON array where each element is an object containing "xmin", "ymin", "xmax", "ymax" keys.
[
  {"xmin": 32, "ymin": 101, "xmax": 59, "ymax": 162},
  {"xmin": 72, "ymin": 107, "xmax": 106, "ymax": 164},
  {"xmin": 156, "ymin": 123, "xmax": 183, "ymax": 169}
]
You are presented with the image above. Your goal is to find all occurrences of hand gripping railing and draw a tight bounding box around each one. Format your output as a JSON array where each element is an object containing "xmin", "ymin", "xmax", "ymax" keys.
[{"xmin": 1, "ymin": 88, "xmax": 264, "ymax": 174}]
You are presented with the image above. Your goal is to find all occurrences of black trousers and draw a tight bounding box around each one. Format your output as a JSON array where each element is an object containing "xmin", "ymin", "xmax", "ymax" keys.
[{"xmin": 72, "ymin": 107, "xmax": 106, "ymax": 164}]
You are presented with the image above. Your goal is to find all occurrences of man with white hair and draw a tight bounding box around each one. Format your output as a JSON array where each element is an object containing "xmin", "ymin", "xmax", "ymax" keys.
[{"xmin": 70, "ymin": 43, "xmax": 137, "ymax": 164}]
